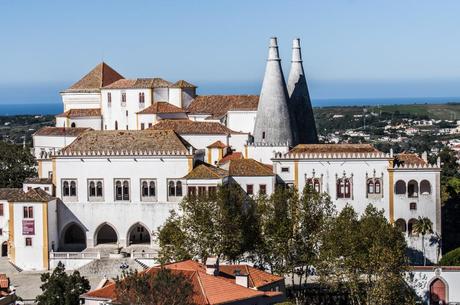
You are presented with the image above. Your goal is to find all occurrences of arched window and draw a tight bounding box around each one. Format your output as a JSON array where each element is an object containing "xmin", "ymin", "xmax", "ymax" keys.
[
  {"xmin": 70, "ymin": 181, "xmax": 77, "ymax": 196},
  {"xmin": 337, "ymin": 178, "xmax": 352, "ymax": 198},
  {"xmin": 408, "ymin": 180, "xmax": 418, "ymax": 198},
  {"xmin": 367, "ymin": 179, "xmax": 374, "ymax": 194},
  {"xmin": 122, "ymin": 181, "xmax": 130, "ymax": 200},
  {"xmin": 420, "ymin": 180, "xmax": 431, "ymax": 195},
  {"xmin": 149, "ymin": 181, "xmax": 155, "ymax": 196},
  {"xmin": 306, "ymin": 178, "xmax": 321, "ymax": 193},
  {"xmin": 410, "ymin": 202, "xmax": 417, "ymax": 210},
  {"xmin": 176, "ymin": 181, "xmax": 183, "ymax": 197},
  {"xmin": 107, "ymin": 92, "xmax": 112, "ymax": 106},
  {"xmin": 89, "ymin": 181, "xmax": 96, "ymax": 197},
  {"xmin": 374, "ymin": 180, "xmax": 381, "ymax": 194},
  {"xmin": 344, "ymin": 179, "xmax": 351, "ymax": 198},
  {"xmin": 139, "ymin": 92, "xmax": 145, "ymax": 105},
  {"xmin": 70, "ymin": 122, "xmax": 76, "ymax": 128},
  {"xmin": 115, "ymin": 181, "xmax": 122, "ymax": 200},
  {"xmin": 395, "ymin": 219, "xmax": 406, "ymax": 233},
  {"xmin": 395, "ymin": 180, "xmax": 406, "ymax": 195},
  {"xmin": 115, "ymin": 121, "xmax": 118, "ymax": 130},
  {"xmin": 142, "ymin": 181, "xmax": 149, "ymax": 197},
  {"xmin": 63, "ymin": 181, "xmax": 70, "ymax": 196},
  {"xmin": 408, "ymin": 218, "xmax": 418, "ymax": 236},
  {"xmin": 169, "ymin": 181, "xmax": 176, "ymax": 197},
  {"xmin": 96, "ymin": 181, "xmax": 103, "ymax": 197}
]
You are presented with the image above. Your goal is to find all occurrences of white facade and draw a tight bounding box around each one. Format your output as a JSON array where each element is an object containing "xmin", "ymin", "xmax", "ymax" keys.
[
  {"xmin": 226, "ymin": 110, "xmax": 257, "ymax": 134},
  {"xmin": 410, "ymin": 267, "xmax": 460, "ymax": 304}
]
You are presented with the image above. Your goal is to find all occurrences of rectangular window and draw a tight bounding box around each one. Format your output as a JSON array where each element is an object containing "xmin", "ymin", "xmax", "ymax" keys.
[
  {"xmin": 140, "ymin": 179, "xmax": 156, "ymax": 201},
  {"xmin": 188, "ymin": 186, "xmax": 197, "ymax": 197},
  {"xmin": 25, "ymin": 237, "xmax": 32, "ymax": 247},
  {"xmin": 281, "ymin": 167, "xmax": 289, "ymax": 173},
  {"xmin": 141, "ymin": 123, "xmax": 145, "ymax": 130},
  {"xmin": 107, "ymin": 92, "xmax": 112, "ymax": 106},
  {"xmin": 246, "ymin": 184, "xmax": 254, "ymax": 195},
  {"xmin": 88, "ymin": 179, "xmax": 104, "ymax": 201},
  {"xmin": 114, "ymin": 179, "xmax": 130, "ymax": 201},
  {"xmin": 139, "ymin": 92, "xmax": 145, "ymax": 106},
  {"xmin": 148, "ymin": 123, "xmax": 153, "ymax": 128},
  {"xmin": 198, "ymin": 186, "xmax": 207, "ymax": 197},
  {"xmin": 23, "ymin": 206, "xmax": 34, "ymax": 219},
  {"xmin": 259, "ymin": 184, "xmax": 267, "ymax": 195},
  {"xmin": 0, "ymin": 204, "xmax": 3, "ymax": 216},
  {"xmin": 121, "ymin": 92, "xmax": 127, "ymax": 106}
]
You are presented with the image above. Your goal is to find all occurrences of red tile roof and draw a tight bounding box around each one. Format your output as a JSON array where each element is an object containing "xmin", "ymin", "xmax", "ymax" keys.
[
  {"xmin": 183, "ymin": 163, "xmax": 228, "ymax": 179},
  {"xmin": 218, "ymin": 152, "xmax": 243, "ymax": 165},
  {"xmin": 56, "ymin": 108, "xmax": 101, "ymax": 118},
  {"xmin": 171, "ymin": 80, "xmax": 197, "ymax": 88},
  {"xmin": 0, "ymin": 188, "xmax": 53, "ymax": 202},
  {"xmin": 187, "ymin": 95, "xmax": 259, "ymax": 119},
  {"xmin": 33, "ymin": 127, "xmax": 92, "ymax": 137},
  {"xmin": 394, "ymin": 153, "xmax": 427, "ymax": 166},
  {"xmin": 207, "ymin": 140, "xmax": 227, "ymax": 149},
  {"xmin": 218, "ymin": 265, "xmax": 284, "ymax": 289},
  {"xmin": 137, "ymin": 102, "xmax": 186, "ymax": 114},
  {"xmin": 82, "ymin": 260, "xmax": 283, "ymax": 305},
  {"xmin": 228, "ymin": 159, "xmax": 274, "ymax": 177},
  {"xmin": 102, "ymin": 78, "xmax": 172, "ymax": 89},
  {"xmin": 290, "ymin": 144, "xmax": 380, "ymax": 154},
  {"xmin": 65, "ymin": 62, "xmax": 124, "ymax": 93},
  {"xmin": 150, "ymin": 120, "xmax": 243, "ymax": 135}
]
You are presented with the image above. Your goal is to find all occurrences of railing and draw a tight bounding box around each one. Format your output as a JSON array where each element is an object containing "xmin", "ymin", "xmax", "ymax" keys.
[
  {"xmin": 50, "ymin": 252, "xmax": 101, "ymax": 259},
  {"xmin": 131, "ymin": 251, "xmax": 158, "ymax": 259}
]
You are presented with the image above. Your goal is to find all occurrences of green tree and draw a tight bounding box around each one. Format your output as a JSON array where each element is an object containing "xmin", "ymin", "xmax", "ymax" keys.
[
  {"xmin": 317, "ymin": 205, "xmax": 416, "ymax": 305},
  {"xmin": 36, "ymin": 262, "xmax": 90, "ymax": 305},
  {"xmin": 413, "ymin": 216, "xmax": 434, "ymax": 266},
  {"xmin": 0, "ymin": 141, "xmax": 36, "ymax": 188},
  {"xmin": 115, "ymin": 268, "xmax": 195, "ymax": 305},
  {"xmin": 157, "ymin": 184, "xmax": 259, "ymax": 264},
  {"xmin": 439, "ymin": 247, "xmax": 460, "ymax": 266}
]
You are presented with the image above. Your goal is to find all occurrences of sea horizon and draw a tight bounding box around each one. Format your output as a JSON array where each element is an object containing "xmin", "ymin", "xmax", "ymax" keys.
[{"xmin": 1, "ymin": 96, "xmax": 460, "ymax": 116}]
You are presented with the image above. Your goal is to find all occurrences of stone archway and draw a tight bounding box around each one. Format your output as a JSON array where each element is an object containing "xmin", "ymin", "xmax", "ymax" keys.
[
  {"xmin": 127, "ymin": 223, "xmax": 151, "ymax": 246},
  {"xmin": 62, "ymin": 223, "xmax": 87, "ymax": 251},
  {"xmin": 95, "ymin": 223, "xmax": 118, "ymax": 245}
]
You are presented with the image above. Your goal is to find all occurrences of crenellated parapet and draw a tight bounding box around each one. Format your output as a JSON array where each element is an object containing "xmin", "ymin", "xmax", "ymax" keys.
[{"xmin": 52, "ymin": 149, "xmax": 193, "ymax": 157}]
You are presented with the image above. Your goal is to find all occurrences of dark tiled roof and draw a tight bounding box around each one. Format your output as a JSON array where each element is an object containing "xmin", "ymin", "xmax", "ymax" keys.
[
  {"xmin": 0, "ymin": 188, "xmax": 52, "ymax": 202},
  {"xmin": 207, "ymin": 140, "xmax": 226, "ymax": 149},
  {"xmin": 170, "ymin": 80, "xmax": 197, "ymax": 88},
  {"xmin": 289, "ymin": 144, "xmax": 380, "ymax": 154},
  {"xmin": 187, "ymin": 95, "xmax": 259, "ymax": 119},
  {"xmin": 33, "ymin": 127, "xmax": 92, "ymax": 137},
  {"xmin": 228, "ymin": 159, "xmax": 274, "ymax": 177},
  {"xmin": 61, "ymin": 130, "xmax": 193, "ymax": 154},
  {"xmin": 150, "ymin": 120, "xmax": 243, "ymax": 135},
  {"xmin": 184, "ymin": 163, "xmax": 228, "ymax": 179},
  {"xmin": 56, "ymin": 108, "xmax": 101, "ymax": 118},
  {"xmin": 102, "ymin": 78, "xmax": 172, "ymax": 89},
  {"xmin": 137, "ymin": 102, "xmax": 186, "ymax": 114},
  {"xmin": 394, "ymin": 153, "xmax": 427, "ymax": 166},
  {"xmin": 24, "ymin": 178, "xmax": 52, "ymax": 184},
  {"xmin": 65, "ymin": 62, "xmax": 124, "ymax": 93}
]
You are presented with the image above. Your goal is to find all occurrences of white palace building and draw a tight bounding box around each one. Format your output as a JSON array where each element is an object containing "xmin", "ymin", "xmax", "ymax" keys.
[{"xmin": 0, "ymin": 38, "xmax": 441, "ymax": 280}]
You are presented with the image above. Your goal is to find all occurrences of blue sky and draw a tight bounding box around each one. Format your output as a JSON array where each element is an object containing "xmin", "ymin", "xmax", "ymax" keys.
[{"xmin": 1, "ymin": 0, "xmax": 460, "ymax": 104}]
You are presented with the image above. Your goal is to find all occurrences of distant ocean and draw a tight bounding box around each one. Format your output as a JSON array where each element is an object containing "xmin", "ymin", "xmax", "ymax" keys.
[{"xmin": 1, "ymin": 97, "xmax": 460, "ymax": 115}]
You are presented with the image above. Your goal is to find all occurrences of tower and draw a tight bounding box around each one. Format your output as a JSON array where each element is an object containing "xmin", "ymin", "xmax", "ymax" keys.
[
  {"xmin": 253, "ymin": 37, "xmax": 294, "ymax": 145},
  {"xmin": 287, "ymin": 38, "xmax": 318, "ymax": 144}
]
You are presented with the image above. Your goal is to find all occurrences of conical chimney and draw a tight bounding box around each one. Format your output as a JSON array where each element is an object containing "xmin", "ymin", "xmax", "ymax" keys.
[
  {"xmin": 287, "ymin": 38, "xmax": 318, "ymax": 144},
  {"xmin": 253, "ymin": 37, "xmax": 294, "ymax": 145}
]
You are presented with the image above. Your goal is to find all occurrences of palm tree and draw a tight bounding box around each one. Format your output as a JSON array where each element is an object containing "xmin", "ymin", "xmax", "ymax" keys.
[{"xmin": 414, "ymin": 216, "xmax": 434, "ymax": 266}]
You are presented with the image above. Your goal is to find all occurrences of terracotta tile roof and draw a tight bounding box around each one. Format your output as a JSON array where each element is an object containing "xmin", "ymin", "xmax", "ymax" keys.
[
  {"xmin": 0, "ymin": 188, "xmax": 52, "ymax": 202},
  {"xmin": 171, "ymin": 80, "xmax": 197, "ymax": 88},
  {"xmin": 61, "ymin": 130, "xmax": 193, "ymax": 154},
  {"xmin": 184, "ymin": 163, "xmax": 228, "ymax": 180},
  {"xmin": 33, "ymin": 127, "xmax": 92, "ymax": 137},
  {"xmin": 394, "ymin": 153, "xmax": 427, "ymax": 166},
  {"xmin": 150, "ymin": 120, "xmax": 243, "ymax": 135},
  {"xmin": 187, "ymin": 95, "xmax": 259, "ymax": 119},
  {"xmin": 56, "ymin": 108, "xmax": 101, "ymax": 118},
  {"xmin": 228, "ymin": 159, "xmax": 274, "ymax": 177},
  {"xmin": 102, "ymin": 78, "xmax": 172, "ymax": 89},
  {"xmin": 137, "ymin": 102, "xmax": 186, "ymax": 115},
  {"xmin": 82, "ymin": 260, "xmax": 283, "ymax": 304},
  {"xmin": 24, "ymin": 178, "xmax": 52, "ymax": 184},
  {"xmin": 0, "ymin": 274, "xmax": 8, "ymax": 289},
  {"xmin": 65, "ymin": 62, "xmax": 124, "ymax": 93},
  {"xmin": 218, "ymin": 152, "xmax": 243, "ymax": 165},
  {"xmin": 218, "ymin": 265, "xmax": 284, "ymax": 289},
  {"xmin": 207, "ymin": 140, "xmax": 226, "ymax": 149},
  {"xmin": 289, "ymin": 144, "xmax": 380, "ymax": 154}
]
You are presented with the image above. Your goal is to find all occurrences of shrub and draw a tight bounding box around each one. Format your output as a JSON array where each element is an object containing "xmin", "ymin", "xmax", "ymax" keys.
[{"xmin": 440, "ymin": 247, "xmax": 460, "ymax": 266}]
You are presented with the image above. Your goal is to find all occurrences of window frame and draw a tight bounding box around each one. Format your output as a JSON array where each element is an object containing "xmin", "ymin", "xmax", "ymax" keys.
[
  {"xmin": 167, "ymin": 180, "xmax": 184, "ymax": 201},
  {"xmin": 114, "ymin": 179, "xmax": 130, "ymax": 202},
  {"xmin": 121, "ymin": 92, "xmax": 127, "ymax": 106},
  {"xmin": 25, "ymin": 237, "xmax": 32, "ymax": 247},
  {"xmin": 87, "ymin": 179, "xmax": 104, "ymax": 202},
  {"xmin": 259, "ymin": 184, "xmax": 267, "ymax": 195},
  {"xmin": 246, "ymin": 184, "xmax": 254, "ymax": 195},
  {"xmin": 61, "ymin": 179, "xmax": 78, "ymax": 201},
  {"xmin": 23, "ymin": 206, "xmax": 34, "ymax": 219},
  {"xmin": 140, "ymin": 179, "xmax": 157, "ymax": 202},
  {"xmin": 107, "ymin": 92, "xmax": 112, "ymax": 106}
]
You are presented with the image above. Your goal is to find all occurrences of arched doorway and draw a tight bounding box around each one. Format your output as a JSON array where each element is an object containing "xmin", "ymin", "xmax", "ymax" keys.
[
  {"xmin": 62, "ymin": 223, "xmax": 87, "ymax": 251},
  {"xmin": 128, "ymin": 223, "xmax": 150, "ymax": 245},
  {"xmin": 1, "ymin": 242, "xmax": 7, "ymax": 257},
  {"xmin": 95, "ymin": 223, "xmax": 118, "ymax": 245},
  {"xmin": 430, "ymin": 278, "xmax": 447, "ymax": 305}
]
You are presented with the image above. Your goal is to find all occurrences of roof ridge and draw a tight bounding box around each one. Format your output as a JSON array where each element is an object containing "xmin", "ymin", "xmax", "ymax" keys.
[{"xmin": 195, "ymin": 271, "xmax": 211, "ymax": 305}]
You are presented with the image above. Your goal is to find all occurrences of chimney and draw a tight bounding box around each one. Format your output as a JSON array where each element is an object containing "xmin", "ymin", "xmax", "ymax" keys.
[
  {"xmin": 287, "ymin": 38, "xmax": 318, "ymax": 144},
  {"xmin": 205, "ymin": 257, "xmax": 219, "ymax": 276},
  {"xmin": 253, "ymin": 37, "xmax": 294, "ymax": 146},
  {"xmin": 234, "ymin": 269, "xmax": 249, "ymax": 288}
]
